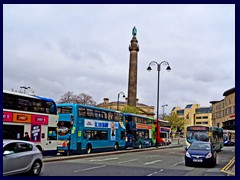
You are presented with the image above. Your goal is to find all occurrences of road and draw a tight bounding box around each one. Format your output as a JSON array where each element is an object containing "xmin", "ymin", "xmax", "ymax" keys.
[{"xmin": 41, "ymin": 145, "xmax": 235, "ymax": 176}]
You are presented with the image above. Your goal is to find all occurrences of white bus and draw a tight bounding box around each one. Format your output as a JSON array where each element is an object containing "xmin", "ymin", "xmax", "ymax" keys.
[{"xmin": 3, "ymin": 90, "xmax": 58, "ymax": 156}]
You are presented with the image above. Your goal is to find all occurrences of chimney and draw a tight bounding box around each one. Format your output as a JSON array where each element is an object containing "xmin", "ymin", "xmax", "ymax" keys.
[{"xmin": 103, "ymin": 98, "xmax": 109, "ymax": 104}]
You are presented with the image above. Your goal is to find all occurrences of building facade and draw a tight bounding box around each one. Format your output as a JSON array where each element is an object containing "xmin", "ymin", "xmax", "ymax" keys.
[
  {"xmin": 171, "ymin": 104, "xmax": 212, "ymax": 133},
  {"xmin": 210, "ymin": 87, "xmax": 235, "ymax": 130}
]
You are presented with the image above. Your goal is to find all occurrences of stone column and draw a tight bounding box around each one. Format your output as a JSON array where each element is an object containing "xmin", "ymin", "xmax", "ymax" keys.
[{"xmin": 127, "ymin": 35, "xmax": 139, "ymax": 107}]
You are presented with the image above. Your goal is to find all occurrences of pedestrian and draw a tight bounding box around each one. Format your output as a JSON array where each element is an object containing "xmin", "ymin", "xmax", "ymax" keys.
[{"xmin": 23, "ymin": 132, "xmax": 30, "ymax": 141}]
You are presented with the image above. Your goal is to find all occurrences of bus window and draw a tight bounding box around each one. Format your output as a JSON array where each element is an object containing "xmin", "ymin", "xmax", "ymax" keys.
[
  {"xmin": 108, "ymin": 112, "xmax": 114, "ymax": 121},
  {"xmin": 48, "ymin": 127, "xmax": 57, "ymax": 140},
  {"xmin": 86, "ymin": 109, "xmax": 94, "ymax": 118},
  {"xmin": 57, "ymin": 122, "xmax": 71, "ymax": 136},
  {"xmin": 78, "ymin": 108, "xmax": 86, "ymax": 117}
]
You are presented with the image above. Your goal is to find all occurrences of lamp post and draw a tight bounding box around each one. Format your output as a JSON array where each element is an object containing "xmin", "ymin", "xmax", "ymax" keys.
[
  {"xmin": 117, "ymin": 92, "xmax": 125, "ymax": 111},
  {"xmin": 20, "ymin": 86, "xmax": 30, "ymax": 94},
  {"xmin": 162, "ymin": 104, "xmax": 168, "ymax": 120},
  {"xmin": 147, "ymin": 61, "xmax": 171, "ymax": 147}
]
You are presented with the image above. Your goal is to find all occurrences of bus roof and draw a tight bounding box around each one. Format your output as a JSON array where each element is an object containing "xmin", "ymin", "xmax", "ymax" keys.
[
  {"xmin": 123, "ymin": 113, "xmax": 150, "ymax": 119},
  {"xmin": 57, "ymin": 103, "xmax": 121, "ymax": 113},
  {"xmin": 3, "ymin": 90, "xmax": 55, "ymax": 102}
]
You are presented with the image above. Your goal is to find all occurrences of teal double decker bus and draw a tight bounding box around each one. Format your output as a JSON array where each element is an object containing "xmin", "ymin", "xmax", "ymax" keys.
[
  {"xmin": 124, "ymin": 113, "xmax": 153, "ymax": 149},
  {"xmin": 57, "ymin": 104, "xmax": 126, "ymax": 155}
]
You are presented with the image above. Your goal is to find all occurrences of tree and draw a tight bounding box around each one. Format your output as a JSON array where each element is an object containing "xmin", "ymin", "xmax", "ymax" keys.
[
  {"xmin": 58, "ymin": 91, "xmax": 96, "ymax": 106},
  {"xmin": 122, "ymin": 105, "xmax": 139, "ymax": 114},
  {"xmin": 165, "ymin": 112, "xmax": 186, "ymax": 133}
]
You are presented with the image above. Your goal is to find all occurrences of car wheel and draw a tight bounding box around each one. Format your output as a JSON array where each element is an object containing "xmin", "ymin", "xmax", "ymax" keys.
[
  {"xmin": 138, "ymin": 143, "xmax": 142, "ymax": 149},
  {"xmin": 30, "ymin": 160, "xmax": 42, "ymax": 176}
]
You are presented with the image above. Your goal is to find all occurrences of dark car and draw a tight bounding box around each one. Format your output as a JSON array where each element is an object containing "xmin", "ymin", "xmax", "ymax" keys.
[
  {"xmin": 185, "ymin": 141, "xmax": 217, "ymax": 167},
  {"xmin": 3, "ymin": 139, "xmax": 43, "ymax": 176}
]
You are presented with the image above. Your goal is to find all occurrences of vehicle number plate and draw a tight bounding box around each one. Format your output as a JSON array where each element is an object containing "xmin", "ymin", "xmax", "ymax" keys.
[{"xmin": 193, "ymin": 159, "xmax": 203, "ymax": 162}]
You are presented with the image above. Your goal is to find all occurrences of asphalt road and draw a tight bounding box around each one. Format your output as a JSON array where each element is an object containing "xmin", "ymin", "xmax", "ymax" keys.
[{"xmin": 41, "ymin": 145, "xmax": 235, "ymax": 176}]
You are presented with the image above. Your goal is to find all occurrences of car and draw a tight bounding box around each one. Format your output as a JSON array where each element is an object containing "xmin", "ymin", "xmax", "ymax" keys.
[
  {"xmin": 3, "ymin": 139, "xmax": 43, "ymax": 176},
  {"xmin": 185, "ymin": 141, "xmax": 217, "ymax": 167}
]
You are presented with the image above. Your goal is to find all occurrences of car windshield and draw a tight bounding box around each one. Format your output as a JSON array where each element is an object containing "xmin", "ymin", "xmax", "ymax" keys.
[{"xmin": 189, "ymin": 143, "xmax": 211, "ymax": 150}]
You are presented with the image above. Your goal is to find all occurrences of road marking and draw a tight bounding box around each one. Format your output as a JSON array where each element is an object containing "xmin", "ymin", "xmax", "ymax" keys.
[
  {"xmin": 147, "ymin": 169, "xmax": 163, "ymax": 176},
  {"xmin": 90, "ymin": 157, "xmax": 119, "ymax": 162},
  {"xmin": 118, "ymin": 159, "xmax": 138, "ymax": 164},
  {"xmin": 221, "ymin": 157, "xmax": 235, "ymax": 176},
  {"xmin": 144, "ymin": 160, "xmax": 162, "ymax": 165},
  {"xmin": 74, "ymin": 165, "xmax": 106, "ymax": 172},
  {"xmin": 171, "ymin": 161, "xmax": 184, "ymax": 167},
  {"xmin": 145, "ymin": 155, "xmax": 159, "ymax": 158}
]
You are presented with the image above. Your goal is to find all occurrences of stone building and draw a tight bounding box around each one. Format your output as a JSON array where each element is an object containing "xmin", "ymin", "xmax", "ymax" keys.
[
  {"xmin": 210, "ymin": 87, "xmax": 235, "ymax": 130},
  {"xmin": 97, "ymin": 98, "xmax": 154, "ymax": 117},
  {"xmin": 171, "ymin": 104, "xmax": 212, "ymax": 133}
]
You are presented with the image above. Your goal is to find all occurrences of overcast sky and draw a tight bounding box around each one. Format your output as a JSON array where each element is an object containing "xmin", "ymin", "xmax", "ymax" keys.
[{"xmin": 3, "ymin": 4, "xmax": 235, "ymax": 115}]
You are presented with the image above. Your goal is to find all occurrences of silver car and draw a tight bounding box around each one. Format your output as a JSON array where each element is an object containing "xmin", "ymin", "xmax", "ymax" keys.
[{"xmin": 3, "ymin": 139, "xmax": 43, "ymax": 176}]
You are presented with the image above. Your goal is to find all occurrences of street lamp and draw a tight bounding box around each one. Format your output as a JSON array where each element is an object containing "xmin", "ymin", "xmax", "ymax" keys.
[
  {"xmin": 20, "ymin": 86, "xmax": 30, "ymax": 94},
  {"xmin": 117, "ymin": 92, "xmax": 125, "ymax": 111},
  {"xmin": 147, "ymin": 61, "xmax": 171, "ymax": 147},
  {"xmin": 162, "ymin": 104, "xmax": 168, "ymax": 120}
]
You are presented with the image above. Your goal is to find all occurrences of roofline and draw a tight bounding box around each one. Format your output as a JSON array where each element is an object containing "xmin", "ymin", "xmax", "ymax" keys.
[{"xmin": 223, "ymin": 87, "xmax": 235, "ymax": 96}]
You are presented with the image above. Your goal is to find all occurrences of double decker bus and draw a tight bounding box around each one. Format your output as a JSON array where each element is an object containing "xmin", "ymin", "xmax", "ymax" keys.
[
  {"xmin": 186, "ymin": 125, "xmax": 223, "ymax": 151},
  {"xmin": 124, "ymin": 113, "xmax": 153, "ymax": 149},
  {"xmin": 57, "ymin": 104, "xmax": 126, "ymax": 155},
  {"xmin": 3, "ymin": 90, "xmax": 58, "ymax": 156},
  {"xmin": 155, "ymin": 119, "xmax": 171, "ymax": 146}
]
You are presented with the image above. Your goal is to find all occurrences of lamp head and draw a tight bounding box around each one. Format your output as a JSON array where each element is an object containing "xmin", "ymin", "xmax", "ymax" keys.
[
  {"xmin": 166, "ymin": 65, "xmax": 171, "ymax": 71},
  {"xmin": 147, "ymin": 66, "xmax": 152, "ymax": 71}
]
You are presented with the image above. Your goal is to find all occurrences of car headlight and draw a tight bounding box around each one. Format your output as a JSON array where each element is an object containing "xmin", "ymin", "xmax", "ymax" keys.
[
  {"xmin": 186, "ymin": 151, "xmax": 191, "ymax": 158},
  {"xmin": 205, "ymin": 152, "xmax": 212, "ymax": 158}
]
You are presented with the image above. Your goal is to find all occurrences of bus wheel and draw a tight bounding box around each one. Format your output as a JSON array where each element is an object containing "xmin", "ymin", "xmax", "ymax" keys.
[
  {"xmin": 86, "ymin": 145, "xmax": 92, "ymax": 154},
  {"xmin": 114, "ymin": 143, "xmax": 119, "ymax": 151}
]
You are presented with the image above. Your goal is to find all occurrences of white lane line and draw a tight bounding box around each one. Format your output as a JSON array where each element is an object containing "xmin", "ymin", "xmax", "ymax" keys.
[
  {"xmin": 74, "ymin": 165, "xmax": 106, "ymax": 172},
  {"xmin": 90, "ymin": 157, "xmax": 119, "ymax": 162},
  {"xmin": 144, "ymin": 160, "xmax": 162, "ymax": 165},
  {"xmin": 117, "ymin": 159, "xmax": 138, "ymax": 164},
  {"xmin": 145, "ymin": 155, "xmax": 159, "ymax": 158},
  {"xmin": 171, "ymin": 161, "xmax": 184, "ymax": 167},
  {"xmin": 147, "ymin": 169, "xmax": 164, "ymax": 176}
]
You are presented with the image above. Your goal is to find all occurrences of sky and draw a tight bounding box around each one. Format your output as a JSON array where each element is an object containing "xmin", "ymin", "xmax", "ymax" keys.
[{"xmin": 3, "ymin": 4, "xmax": 235, "ymax": 115}]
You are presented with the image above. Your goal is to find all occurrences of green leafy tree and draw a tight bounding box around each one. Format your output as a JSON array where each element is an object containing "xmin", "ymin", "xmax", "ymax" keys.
[{"xmin": 165, "ymin": 112, "xmax": 186, "ymax": 133}]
